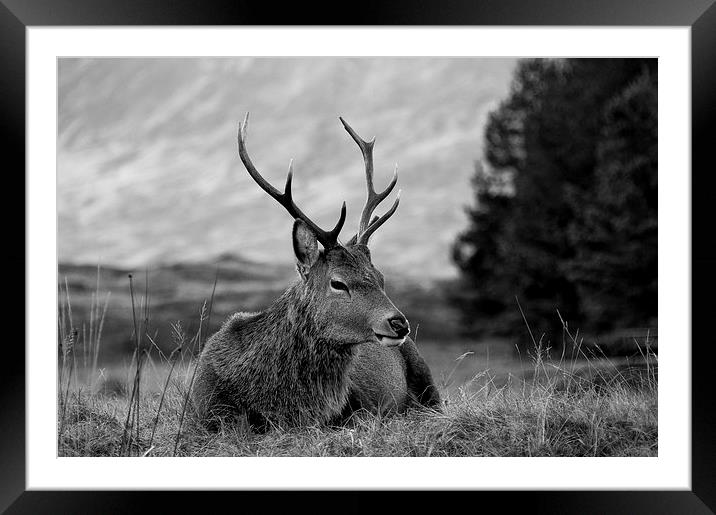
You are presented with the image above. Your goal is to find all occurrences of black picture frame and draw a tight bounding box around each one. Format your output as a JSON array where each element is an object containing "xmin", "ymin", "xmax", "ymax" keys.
[{"xmin": 5, "ymin": 0, "xmax": 715, "ymax": 513}]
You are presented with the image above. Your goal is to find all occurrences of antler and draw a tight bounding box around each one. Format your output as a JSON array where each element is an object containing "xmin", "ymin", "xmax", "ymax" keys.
[
  {"xmin": 339, "ymin": 117, "xmax": 400, "ymax": 246},
  {"xmin": 238, "ymin": 113, "xmax": 346, "ymax": 249}
]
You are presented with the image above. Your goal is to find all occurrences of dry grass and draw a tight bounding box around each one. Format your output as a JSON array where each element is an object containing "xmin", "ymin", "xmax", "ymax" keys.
[
  {"xmin": 58, "ymin": 360, "xmax": 657, "ymax": 457},
  {"xmin": 57, "ymin": 271, "xmax": 657, "ymax": 458}
]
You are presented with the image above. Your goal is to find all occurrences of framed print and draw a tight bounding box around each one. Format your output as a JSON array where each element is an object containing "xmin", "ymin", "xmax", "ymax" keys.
[{"xmin": 6, "ymin": 0, "xmax": 716, "ymax": 512}]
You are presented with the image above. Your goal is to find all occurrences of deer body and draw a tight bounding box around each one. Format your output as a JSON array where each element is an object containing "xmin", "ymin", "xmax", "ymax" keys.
[
  {"xmin": 192, "ymin": 114, "xmax": 440, "ymax": 429},
  {"xmin": 194, "ymin": 318, "xmax": 434, "ymax": 427},
  {"xmin": 347, "ymin": 336, "xmax": 440, "ymax": 416},
  {"xmin": 194, "ymin": 292, "xmax": 356, "ymax": 427},
  {"xmin": 348, "ymin": 342, "xmax": 408, "ymax": 414}
]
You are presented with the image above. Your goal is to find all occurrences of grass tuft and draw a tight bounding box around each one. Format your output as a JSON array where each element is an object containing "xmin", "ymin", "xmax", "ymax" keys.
[{"xmin": 58, "ymin": 358, "xmax": 657, "ymax": 457}]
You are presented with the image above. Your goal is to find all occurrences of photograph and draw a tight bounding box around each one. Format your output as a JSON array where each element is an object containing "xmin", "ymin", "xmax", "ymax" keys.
[{"xmin": 56, "ymin": 56, "xmax": 658, "ymax": 458}]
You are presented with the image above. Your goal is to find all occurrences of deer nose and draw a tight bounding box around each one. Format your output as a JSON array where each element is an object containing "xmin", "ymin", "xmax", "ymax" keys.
[{"xmin": 389, "ymin": 315, "xmax": 410, "ymax": 338}]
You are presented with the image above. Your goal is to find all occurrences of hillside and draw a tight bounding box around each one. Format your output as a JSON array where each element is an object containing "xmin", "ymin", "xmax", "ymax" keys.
[{"xmin": 58, "ymin": 258, "xmax": 464, "ymax": 363}]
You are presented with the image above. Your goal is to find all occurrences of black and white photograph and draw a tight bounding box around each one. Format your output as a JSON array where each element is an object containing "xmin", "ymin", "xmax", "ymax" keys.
[
  {"xmin": 4, "ymin": 1, "xmax": 710, "ymax": 508},
  {"xmin": 56, "ymin": 56, "xmax": 659, "ymax": 458}
]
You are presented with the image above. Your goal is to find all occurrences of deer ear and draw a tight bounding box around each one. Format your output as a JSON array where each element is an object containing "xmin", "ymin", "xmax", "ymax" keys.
[{"xmin": 292, "ymin": 219, "xmax": 320, "ymax": 276}]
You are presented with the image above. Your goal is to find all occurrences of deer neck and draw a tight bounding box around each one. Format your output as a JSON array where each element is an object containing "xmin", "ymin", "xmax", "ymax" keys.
[
  {"xmin": 268, "ymin": 281, "xmax": 353, "ymax": 357},
  {"xmin": 262, "ymin": 282, "xmax": 356, "ymax": 396}
]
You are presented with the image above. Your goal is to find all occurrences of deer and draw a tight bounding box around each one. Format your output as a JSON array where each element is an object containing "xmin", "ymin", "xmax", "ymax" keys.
[{"xmin": 192, "ymin": 114, "xmax": 441, "ymax": 429}]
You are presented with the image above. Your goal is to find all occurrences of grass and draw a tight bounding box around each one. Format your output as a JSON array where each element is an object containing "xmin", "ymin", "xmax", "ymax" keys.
[
  {"xmin": 58, "ymin": 366, "xmax": 657, "ymax": 457},
  {"xmin": 57, "ymin": 270, "xmax": 658, "ymax": 457}
]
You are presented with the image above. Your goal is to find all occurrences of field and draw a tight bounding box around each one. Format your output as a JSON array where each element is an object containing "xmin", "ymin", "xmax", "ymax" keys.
[
  {"xmin": 58, "ymin": 348, "xmax": 657, "ymax": 457},
  {"xmin": 57, "ymin": 263, "xmax": 658, "ymax": 457}
]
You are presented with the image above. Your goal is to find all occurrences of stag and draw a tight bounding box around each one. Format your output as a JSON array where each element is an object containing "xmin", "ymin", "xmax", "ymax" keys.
[{"xmin": 192, "ymin": 114, "xmax": 440, "ymax": 429}]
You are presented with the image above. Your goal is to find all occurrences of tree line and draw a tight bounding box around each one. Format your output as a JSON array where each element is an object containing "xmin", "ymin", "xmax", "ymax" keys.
[{"xmin": 452, "ymin": 58, "xmax": 657, "ymax": 344}]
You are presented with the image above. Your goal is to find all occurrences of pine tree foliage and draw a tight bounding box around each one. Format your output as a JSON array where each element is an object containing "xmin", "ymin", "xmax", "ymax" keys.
[{"xmin": 453, "ymin": 58, "xmax": 657, "ymax": 341}]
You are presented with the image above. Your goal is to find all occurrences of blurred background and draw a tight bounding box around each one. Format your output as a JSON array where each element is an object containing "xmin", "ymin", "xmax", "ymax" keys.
[{"xmin": 58, "ymin": 57, "xmax": 657, "ymax": 393}]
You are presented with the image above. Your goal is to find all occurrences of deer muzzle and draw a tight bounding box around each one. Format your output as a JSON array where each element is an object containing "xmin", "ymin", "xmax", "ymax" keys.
[{"xmin": 373, "ymin": 313, "xmax": 410, "ymax": 347}]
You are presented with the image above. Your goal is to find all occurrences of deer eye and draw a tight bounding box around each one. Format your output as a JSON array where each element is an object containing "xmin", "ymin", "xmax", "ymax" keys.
[{"xmin": 330, "ymin": 279, "xmax": 350, "ymax": 294}]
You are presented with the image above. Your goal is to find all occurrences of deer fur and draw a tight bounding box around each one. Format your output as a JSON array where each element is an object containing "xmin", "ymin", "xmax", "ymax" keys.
[
  {"xmin": 193, "ymin": 278, "xmax": 356, "ymax": 427},
  {"xmin": 193, "ymin": 236, "xmax": 440, "ymax": 429},
  {"xmin": 191, "ymin": 115, "xmax": 440, "ymax": 429}
]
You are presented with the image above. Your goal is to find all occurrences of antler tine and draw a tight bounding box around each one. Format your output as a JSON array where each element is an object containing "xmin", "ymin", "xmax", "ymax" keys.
[
  {"xmin": 358, "ymin": 190, "xmax": 400, "ymax": 245},
  {"xmin": 345, "ymin": 215, "xmax": 377, "ymax": 246},
  {"xmin": 238, "ymin": 113, "xmax": 346, "ymax": 249},
  {"xmin": 339, "ymin": 117, "xmax": 399, "ymax": 238}
]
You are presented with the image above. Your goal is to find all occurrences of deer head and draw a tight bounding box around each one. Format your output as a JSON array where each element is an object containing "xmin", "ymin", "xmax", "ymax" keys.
[{"xmin": 237, "ymin": 113, "xmax": 409, "ymax": 347}]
